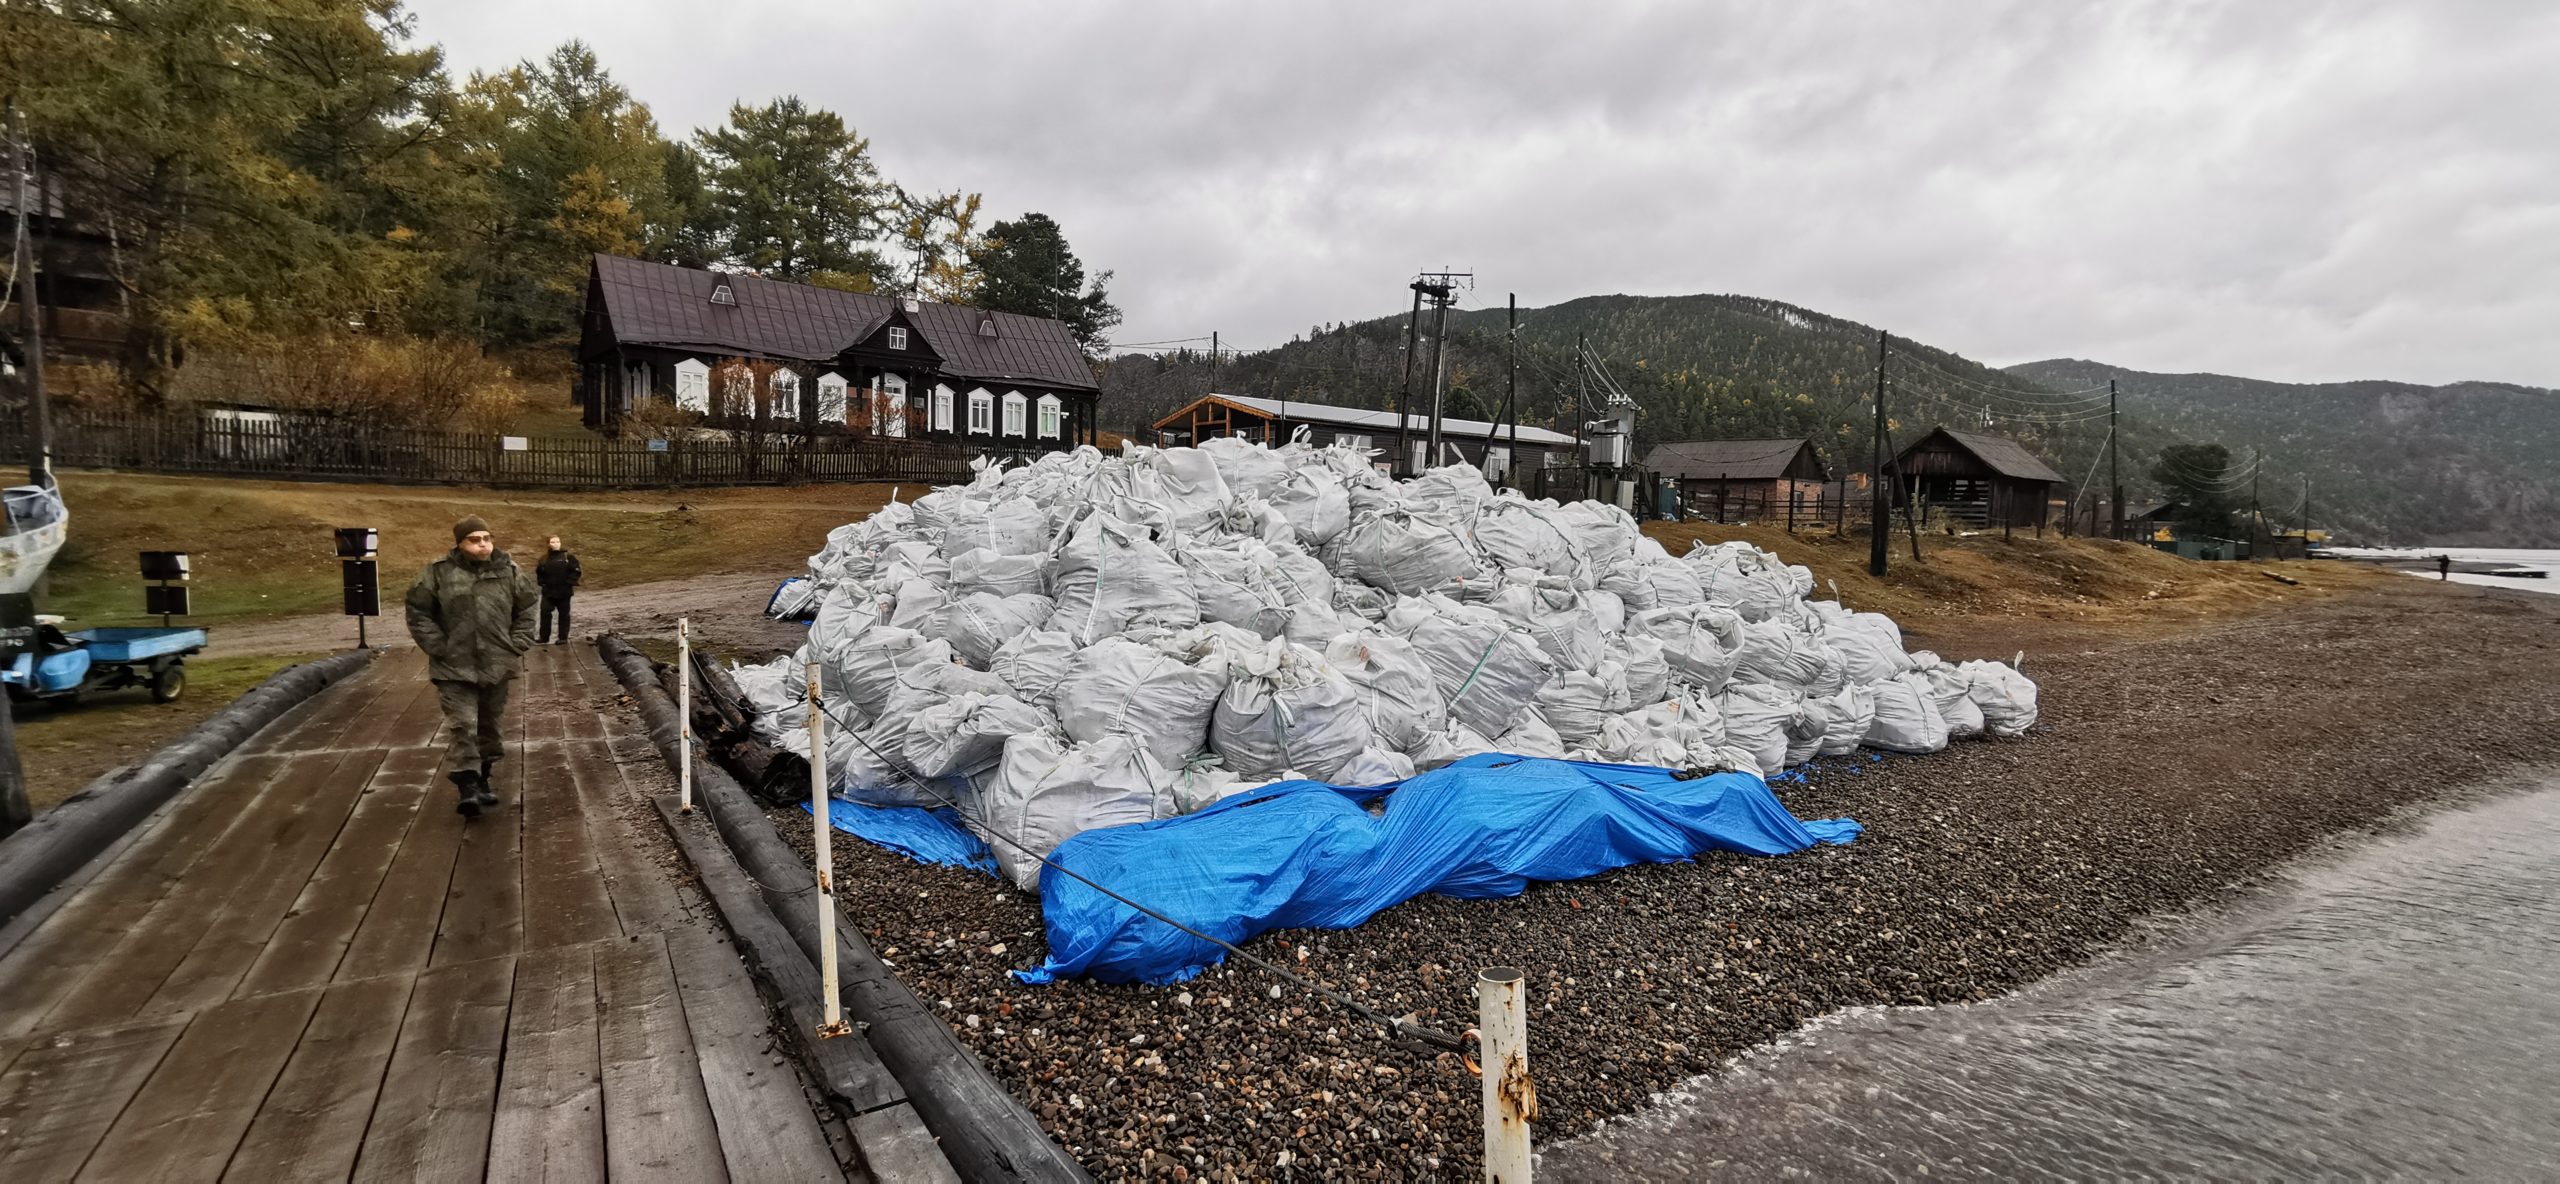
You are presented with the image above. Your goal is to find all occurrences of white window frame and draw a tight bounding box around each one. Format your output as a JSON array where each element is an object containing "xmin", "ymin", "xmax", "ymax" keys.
[
  {"xmin": 1036, "ymin": 393, "xmax": 1062, "ymax": 440},
  {"xmin": 1408, "ymin": 439, "xmax": 1425, "ymax": 474},
  {"xmin": 967, "ymin": 388, "xmax": 994, "ymax": 435},
  {"xmin": 1336, "ymin": 432, "xmax": 1370, "ymax": 454},
  {"xmin": 768, "ymin": 369, "xmax": 801, "ymax": 421},
  {"xmin": 1483, "ymin": 445, "xmax": 1510, "ymax": 482},
  {"xmin": 932, "ymin": 384, "xmax": 955, "ymax": 432},
  {"xmin": 816, "ymin": 372, "xmax": 849, "ymax": 424},
  {"xmin": 878, "ymin": 372, "xmax": 909, "ymax": 438},
  {"xmin": 887, "ymin": 326, "xmax": 908, "ymax": 350},
  {"xmin": 1002, "ymin": 391, "xmax": 1027, "ymax": 437},
  {"xmin": 674, "ymin": 359, "xmax": 710, "ymax": 413},
  {"xmin": 718, "ymin": 364, "xmax": 754, "ymax": 419}
]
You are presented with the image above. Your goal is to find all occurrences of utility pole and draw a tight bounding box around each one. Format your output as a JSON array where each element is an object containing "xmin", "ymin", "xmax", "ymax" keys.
[
  {"xmin": 9, "ymin": 101, "xmax": 50, "ymax": 488},
  {"xmin": 1499, "ymin": 293, "xmax": 1519, "ymax": 488},
  {"xmin": 1869, "ymin": 330, "xmax": 1891, "ymax": 577},
  {"xmin": 1425, "ymin": 292, "xmax": 1450, "ymax": 464},
  {"xmin": 1208, "ymin": 330, "xmax": 1218, "ymax": 395},
  {"xmin": 2250, "ymin": 447, "xmax": 2262, "ymax": 557},
  {"xmin": 1396, "ymin": 285, "xmax": 1424, "ymax": 475},
  {"xmin": 2302, "ymin": 476, "xmax": 2311, "ymax": 536},
  {"xmin": 1573, "ymin": 332, "xmax": 1589, "ymax": 502},
  {"xmin": 2108, "ymin": 378, "xmax": 2121, "ymax": 541},
  {"xmin": 1412, "ymin": 270, "xmax": 1466, "ymax": 467}
]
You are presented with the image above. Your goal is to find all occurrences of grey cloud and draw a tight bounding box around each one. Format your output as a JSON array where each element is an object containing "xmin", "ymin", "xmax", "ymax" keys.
[{"xmin": 412, "ymin": 0, "xmax": 2557, "ymax": 385}]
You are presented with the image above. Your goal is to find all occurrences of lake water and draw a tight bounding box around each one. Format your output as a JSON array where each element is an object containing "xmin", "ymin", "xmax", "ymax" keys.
[
  {"xmin": 2323, "ymin": 546, "xmax": 2560, "ymax": 596},
  {"xmin": 1543, "ymin": 773, "xmax": 2560, "ymax": 1180}
]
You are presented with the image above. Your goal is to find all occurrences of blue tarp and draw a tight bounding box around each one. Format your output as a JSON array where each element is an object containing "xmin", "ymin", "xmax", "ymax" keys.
[
  {"xmin": 805, "ymin": 800, "xmax": 996, "ymax": 873},
  {"xmin": 811, "ymin": 753, "xmax": 1857, "ymax": 985},
  {"xmin": 1018, "ymin": 754, "xmax": 1857, "ymax": 984}
]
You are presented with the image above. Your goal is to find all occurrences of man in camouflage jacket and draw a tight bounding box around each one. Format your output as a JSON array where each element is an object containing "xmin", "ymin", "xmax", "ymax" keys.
[{"xmin": 406, "ymin": 516, "xmax": 538, "ymax": 817}]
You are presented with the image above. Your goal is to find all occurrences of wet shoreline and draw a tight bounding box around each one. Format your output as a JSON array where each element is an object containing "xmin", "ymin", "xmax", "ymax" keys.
[{"xmin": 1544, "ymin": 768, "xmax": 2560, "ymax": 1179}]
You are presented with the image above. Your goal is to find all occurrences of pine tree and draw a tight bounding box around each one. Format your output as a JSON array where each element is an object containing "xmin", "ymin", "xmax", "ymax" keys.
[
  {"xmin": 969, "ymin": 212, "xmax": 1120, "ymax": 352},
  {"xmin": 695, "ymin": 97, "xmax": 888, "ymax": 282}
]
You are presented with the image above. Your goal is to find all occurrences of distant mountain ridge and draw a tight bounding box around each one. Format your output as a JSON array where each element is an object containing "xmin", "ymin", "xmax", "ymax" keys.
[
  {"xmin": 1096, "ymin": 294, "xmax": 2557, "ymax": 545},
  {"xmin": 2007, "ymin": 360, "xmax": 2559, "ymax": 546}
]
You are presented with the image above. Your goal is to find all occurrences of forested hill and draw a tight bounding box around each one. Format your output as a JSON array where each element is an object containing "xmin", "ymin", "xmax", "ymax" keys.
[
  {"xmin": 2009, "ymin": 361, "xmax": 2560, "ymax": 546},
  {"xmin": 1106, "ymin": 294, "xmax": 2144, "ymax": 537},
  {"xmin": 1104, "ymin": 293, "xmax": 2117, "ymax": 492},
  {"xmin": 1097, "ymin": 293, "xmax": 2556, "ymax": 545}
]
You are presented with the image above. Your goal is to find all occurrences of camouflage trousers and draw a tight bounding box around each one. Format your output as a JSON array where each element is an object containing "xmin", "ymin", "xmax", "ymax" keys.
[{"xmin": 432, "ymin": 678, "xmax": 513, "ymax": 774}]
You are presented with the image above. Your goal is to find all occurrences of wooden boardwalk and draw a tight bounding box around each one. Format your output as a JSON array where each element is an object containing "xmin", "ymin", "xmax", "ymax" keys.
[{"xmin": 0, "ymin": 645, "xmax": 847, "ymax": 1182}]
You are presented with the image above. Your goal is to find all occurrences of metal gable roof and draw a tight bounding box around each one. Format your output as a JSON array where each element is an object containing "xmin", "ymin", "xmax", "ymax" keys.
[
  {"xmin": 902, "ymin": 300, "xmax": 1098, "ymax": 392},
  {"xmin": 1922, "ymin": 427, "xmax": 2067, "ymax": 483},
  {"xmin": 589, "ymin": 254, "xmax": 1097, "ymax": 392},
  {"xmin": 1643, "ymin": 439, "xmax": 1827, "ymax": 481},
  {"xmin": 1185, "ymin": 394, "xmax": 1580, "ymax": 447}
]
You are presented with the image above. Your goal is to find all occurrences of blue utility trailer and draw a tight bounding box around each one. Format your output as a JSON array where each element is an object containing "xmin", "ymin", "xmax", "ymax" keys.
[{"xmin": 2, "ymin": 624, "xmax": 209, "ymax": 705}]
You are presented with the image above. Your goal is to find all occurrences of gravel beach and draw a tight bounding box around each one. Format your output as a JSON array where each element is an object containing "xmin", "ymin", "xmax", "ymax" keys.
[{"xmin": 778, "ymin": 580, "xmax": 2560, "ymax": 1179}]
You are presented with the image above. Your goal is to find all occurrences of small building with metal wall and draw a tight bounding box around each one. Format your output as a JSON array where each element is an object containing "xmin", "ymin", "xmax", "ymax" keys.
[{"xmin": 1151, "ymin": 393, "xmax": 1578, "ymax": 483}]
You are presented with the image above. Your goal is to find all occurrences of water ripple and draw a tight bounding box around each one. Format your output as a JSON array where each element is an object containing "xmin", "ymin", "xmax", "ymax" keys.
[{"xmin": 1546, "ymin": 776, "xmax": 2560, "ymax": 1180}]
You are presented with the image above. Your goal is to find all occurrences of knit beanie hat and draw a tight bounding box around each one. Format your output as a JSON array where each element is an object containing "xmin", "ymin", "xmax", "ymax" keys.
[{"xmin": 453, "ymin": 516, "xmax": 490, "ymax": 543}]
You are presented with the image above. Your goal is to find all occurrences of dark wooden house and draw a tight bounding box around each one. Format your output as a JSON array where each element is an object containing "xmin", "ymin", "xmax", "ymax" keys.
[
  {"xmin": 0, "ymin": 185, "xmax": 130, "ymax": 367},
  {"xmin": 1152, "ymin": 393, "xmax": 1579, "ymax": 481},
  {"xmin": 1885, "ymin": 426, "xmax": 2065, "ymax": 531},
  {"xmin": 576, "ymin": 254, "xmax": 1101, "ymax": 454},
  {"xmin": 1643, "ymin": 439, "xmax": 1830, "ymax": 517}
]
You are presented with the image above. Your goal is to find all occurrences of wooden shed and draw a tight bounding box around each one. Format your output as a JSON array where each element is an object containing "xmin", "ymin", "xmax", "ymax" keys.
[
  {"xmin": 1643, "ymin": 438, "xmax": 1830, "ymax": 520},
  {"xmin": 1885, "ymin": 426, "xmax": 2065, "ymax": 532}
]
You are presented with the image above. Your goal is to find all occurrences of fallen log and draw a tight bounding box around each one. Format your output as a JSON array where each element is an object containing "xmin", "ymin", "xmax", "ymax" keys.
[
  {"xmin": 663, "ymin": 653, "xmax": 798, "ymax": 804},
  {"xmin": 0, "ymin": 648, "xmax": 378, "ymax": 926},
  {"xmin": 692, "ymin": 649, "xmax": 755, "ymax": 742},
  {"xmin": 596, "ymin": 633, "xmax": 1088, "ymax": 1183}
]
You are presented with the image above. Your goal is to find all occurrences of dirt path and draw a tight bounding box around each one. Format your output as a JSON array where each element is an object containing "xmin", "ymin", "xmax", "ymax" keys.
[{"xmin": 205, "ymin": 570, "xmax": 809, "ymax": 660}]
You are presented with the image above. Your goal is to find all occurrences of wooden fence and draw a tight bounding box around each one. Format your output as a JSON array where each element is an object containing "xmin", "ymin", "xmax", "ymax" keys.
[{"xmin": 1, "ymin": 411, "xmax": 981, "ymax": 490}]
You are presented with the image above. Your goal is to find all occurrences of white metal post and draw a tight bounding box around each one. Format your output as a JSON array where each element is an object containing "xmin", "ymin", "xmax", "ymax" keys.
[
  {"xmin": 1478, "ymin": 967, "xmax": 1536, "ymax": 1182},
  {"xmin": 677, "ymin": 617, "xmax": 694, "ymax": 813},
  {"xmin": 809, "ymin": 659, "xmax": 848, "ymax": 1037}
]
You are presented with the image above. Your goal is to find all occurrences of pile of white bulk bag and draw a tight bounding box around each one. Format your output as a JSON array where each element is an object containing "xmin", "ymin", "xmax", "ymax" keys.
[
  {"xmin": 1054, "ymin": 636, "xmax": 1229, "ymax": 765},
  {"xmin": 1210, "ymin": 638, "xmax": 1375, "ymax": 781},
  {"xmin": 1380, "ymin": 594, "xmax": 1557, "ymax": 737},
  {"xmin": 731, "ymin": 436, "xmax": 2036, "ymax": 874}
]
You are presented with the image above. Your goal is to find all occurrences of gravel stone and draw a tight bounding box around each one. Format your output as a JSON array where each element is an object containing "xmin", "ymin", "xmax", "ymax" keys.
[{"xmin": 773, "ymin": 582, "xmax": 2560, "ymax": 1177}]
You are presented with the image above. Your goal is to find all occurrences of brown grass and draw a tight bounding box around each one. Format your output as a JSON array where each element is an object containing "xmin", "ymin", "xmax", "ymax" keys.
[
  {"xmin": 1639, "ymin": 520, "xmax": 2394, "ymax": 650},
  {"xmin": 40, "ymin": 471, "xmax": 902, "ymax": 627}
]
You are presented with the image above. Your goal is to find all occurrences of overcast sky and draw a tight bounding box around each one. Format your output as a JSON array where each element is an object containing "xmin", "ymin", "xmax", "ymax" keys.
[{"xmin": 410, "ymin": 0, "xmax": 2555, "ymax": 387}]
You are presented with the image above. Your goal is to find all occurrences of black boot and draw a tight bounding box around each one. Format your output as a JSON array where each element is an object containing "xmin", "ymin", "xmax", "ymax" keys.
[
  {"xmin": 476, "ymin": 760, "xmax": 501, "ymax": 807},
  {"xmin": 452, "ymin": 770, "xmax": 484, "ymax": 818}
]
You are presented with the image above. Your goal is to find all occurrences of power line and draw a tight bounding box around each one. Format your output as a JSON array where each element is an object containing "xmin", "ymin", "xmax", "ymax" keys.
[
  {"xmin": 1887, "ymin": 377, "xmax": 2115, "ymax": 425},
  {"xmin": 1887, "ymin": 351, "xmax": 2113, "ymax": 404}
]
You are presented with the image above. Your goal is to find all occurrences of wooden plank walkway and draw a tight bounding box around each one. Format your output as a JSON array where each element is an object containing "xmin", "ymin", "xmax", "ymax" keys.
[{"xmin": 0, "ymin": 645, "xmax": 847, "ymax": 1182}]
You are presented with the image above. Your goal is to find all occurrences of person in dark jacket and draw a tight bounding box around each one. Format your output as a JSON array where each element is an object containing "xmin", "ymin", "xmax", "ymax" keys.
[
  {"xmin": 406, "ymin": 517, "xmax": 538, "ymax": 817},
  {"xmin": 535, "ymin": 535, "xmax": 582, "ymax": 644}
]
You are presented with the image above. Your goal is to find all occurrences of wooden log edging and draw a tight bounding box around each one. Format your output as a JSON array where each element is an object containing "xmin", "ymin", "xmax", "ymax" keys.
[
  {"xmin": 652, "ymin": 795, "xmax": 961, "ymax": 1183},
  {"xmin": 0, "ymin": 647, "xmax": 379, "ymax": 926},
  {"xmin": 595, "ymin": 633, "xmax": 1090, "ymax": 1184}
]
